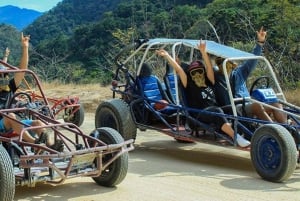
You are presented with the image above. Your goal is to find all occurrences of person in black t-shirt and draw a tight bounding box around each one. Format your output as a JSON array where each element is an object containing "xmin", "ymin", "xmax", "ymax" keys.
[{"xmin": 156, "ymin": 40, "xmax": 250, "ymax": 147}]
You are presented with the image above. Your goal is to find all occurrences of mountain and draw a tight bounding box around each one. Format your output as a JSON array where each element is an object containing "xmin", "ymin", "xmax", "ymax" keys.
[
  {"xmin": 0, "ymin": 5, "xmax": 42, "ymax": 30},
  {"xmin": 24, "ymin": 0, "xmax": 123, "ymax": 46}
]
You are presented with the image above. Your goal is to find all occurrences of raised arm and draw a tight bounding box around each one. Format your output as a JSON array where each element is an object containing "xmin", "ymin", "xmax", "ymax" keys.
[
  {"xmin": 198, "ymin": 40, "xmax": 215, "ymax": 85},
  {"xmin": 14, "ymin": 33, "xmax": 30, "ymax": 87},
  {"xmin": 256, "ymin": 26, "xmax": 267, "ymax": 46},
  {"xmin": 156, "ymin": 49, "xmax": 188, "ymax": 87},
  {"xmin": 3, "ymin": 47, "xmax": 10, "ymax": 63}
]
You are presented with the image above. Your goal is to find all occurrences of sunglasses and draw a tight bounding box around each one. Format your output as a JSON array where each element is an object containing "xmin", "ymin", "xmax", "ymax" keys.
[{"xmin": 190, "ymin": 68, "xmax": 205, "ymax": 77}]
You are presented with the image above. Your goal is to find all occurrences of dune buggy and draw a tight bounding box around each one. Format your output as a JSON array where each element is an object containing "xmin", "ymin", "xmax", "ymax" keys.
[
  {"xmin": 95, "ymin": 38, "xmax": 299, "ymax": 183},
  {"xmin": 0, "ymin": 61, "xmax": 134, "ymax": 201}
]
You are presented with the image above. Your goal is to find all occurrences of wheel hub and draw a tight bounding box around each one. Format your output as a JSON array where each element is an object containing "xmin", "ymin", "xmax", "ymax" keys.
[{"xmin": 259, "ymin": 138, "xmax": 281, "ymax": 169}]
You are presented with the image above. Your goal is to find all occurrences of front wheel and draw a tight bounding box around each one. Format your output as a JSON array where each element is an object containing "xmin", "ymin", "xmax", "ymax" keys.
[
  {"xmin": 91, "ymin": 127, "xmax": 129, "ymax": 187},
  {"xmin": 250, "ymin": 124, "xmax": 297, "ymax": 182},
  {"xmin": 95, "ymin": 99, "xmax": 137, "ymax": 141},
  {"xmin": 0, "ymin": 144, "xmax": 15, "ymax": 201}
]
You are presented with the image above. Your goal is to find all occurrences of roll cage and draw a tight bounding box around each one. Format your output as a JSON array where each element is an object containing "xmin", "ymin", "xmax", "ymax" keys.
[{"xmin": 112, "ymin": 38, "xmax": 299, "ymax": 133}]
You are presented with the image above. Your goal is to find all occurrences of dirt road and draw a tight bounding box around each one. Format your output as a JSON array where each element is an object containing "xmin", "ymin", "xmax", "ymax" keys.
[{"xmin": 15, "ymin": 113, "xmax": 300, "ymax": 201}]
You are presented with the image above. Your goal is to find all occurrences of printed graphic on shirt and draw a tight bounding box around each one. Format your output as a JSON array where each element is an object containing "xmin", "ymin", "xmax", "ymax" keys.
[
  {"xmin": 190, "ymin": 68, "xmax": 207, "ymax": 88},
  {"xmin": 200, "ymin": 87, "xmax": 214, "ymax": 101}
]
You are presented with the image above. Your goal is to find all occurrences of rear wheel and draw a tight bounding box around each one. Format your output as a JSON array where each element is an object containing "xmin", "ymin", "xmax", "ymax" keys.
[
  {"xmin": 251, "ymin": 124, "xmax": 297, "ymax": 182},
  {"xmin": 0, "ymin": 144, "xmax": 15, "ymax": 201},
  {"xmin": 95, "ymin": 99, "xmax": 137, "ymax": 141},
  {"xmin": 91, "ymin": 127, "xmax": 129, "ymax": 187},
  {"xmin": 64, "ymin": 103, "xmax": 85, "ymax": 127}
]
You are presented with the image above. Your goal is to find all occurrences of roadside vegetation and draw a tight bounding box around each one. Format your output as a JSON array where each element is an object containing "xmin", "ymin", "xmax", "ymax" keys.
[
  {"xmin": 1, "ymin": 0, "xmax": 299, "ymax": 90},
  {"xmin": 41, "ymin": 81, "xmax": 300, "ymax": 113}
]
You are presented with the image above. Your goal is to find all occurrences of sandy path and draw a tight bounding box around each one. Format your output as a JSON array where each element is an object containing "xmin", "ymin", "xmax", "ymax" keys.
[{"xmin": 14, "ymin": 113, "xmax": 300, "ymax": 201}]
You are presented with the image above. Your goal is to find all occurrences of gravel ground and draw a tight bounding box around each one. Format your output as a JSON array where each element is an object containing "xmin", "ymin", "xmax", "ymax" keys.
[{"xmin": 15, "ymin": 113, "xmax": 300, "ymax": 201}]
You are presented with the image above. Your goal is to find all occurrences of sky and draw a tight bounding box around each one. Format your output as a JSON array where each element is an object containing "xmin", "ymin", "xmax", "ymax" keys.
[{"xmin": 0, "ymin": 0, "xmax": 63, "ymax": 12}]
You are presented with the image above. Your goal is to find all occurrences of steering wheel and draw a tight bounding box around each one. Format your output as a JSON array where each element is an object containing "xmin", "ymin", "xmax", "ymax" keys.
[
  {"xmin": 249, "ymin": 76, "xmax": 270, "ymax": 95},
  {"xmin": 7, "ymin": 92, "xmax": 32, "ymax": 109}
]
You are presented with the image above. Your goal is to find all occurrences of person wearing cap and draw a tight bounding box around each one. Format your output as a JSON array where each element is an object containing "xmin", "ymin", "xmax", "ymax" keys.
[
  {"xmin": 0, "ymin": 33, "xmax": 63, "ymax": 151},
  {"xmin": 214, "ymin": 27, "xmax": 286, "ymax": 123},
  {"xmin": 156, "ymin": 40, "xmax": 250, "ymax": 147}
]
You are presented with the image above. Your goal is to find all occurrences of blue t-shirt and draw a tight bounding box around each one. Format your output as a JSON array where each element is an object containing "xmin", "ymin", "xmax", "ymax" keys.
[{"xmin": 214, "ymin": 44, "xmax": 263, "ymax": 106}]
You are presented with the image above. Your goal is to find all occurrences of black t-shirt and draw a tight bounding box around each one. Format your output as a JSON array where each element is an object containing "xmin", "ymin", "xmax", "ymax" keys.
[
  {"xmin": 184, "ymin": 69, "xmax": 217, "ymax": 109},
  {"xmin": 0, "ymin": 78, "xmax": 17, "ymax": 109}
]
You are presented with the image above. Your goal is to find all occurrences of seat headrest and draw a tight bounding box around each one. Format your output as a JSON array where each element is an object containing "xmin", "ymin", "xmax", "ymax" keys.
[{"xmin": 140, "ymin": 63, "xmax": 152, "ymax": 77}]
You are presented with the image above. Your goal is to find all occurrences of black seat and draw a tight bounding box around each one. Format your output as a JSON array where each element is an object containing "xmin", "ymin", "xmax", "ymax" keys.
[{"xmin": 163, "ymin": 63, "xmax": 177, "ymax": 104}]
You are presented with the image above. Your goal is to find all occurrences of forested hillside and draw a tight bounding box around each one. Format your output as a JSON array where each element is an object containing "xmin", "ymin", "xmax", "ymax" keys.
[
  {"xmin": 24, "ymin": 0, "xmax": 124, "ymax": 46},
  {"xmin": 1, "ymin": 0, "xmax": 300, "ymax": 88},
  {"xmin": 0, "ymin": 24, "xmax": 24, "ymax": 64}
]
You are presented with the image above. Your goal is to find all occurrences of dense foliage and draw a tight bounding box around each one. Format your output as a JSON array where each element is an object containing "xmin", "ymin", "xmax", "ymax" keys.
[
  {"xmin": 0, "ymin": 24, "xmax": 24, "ymax": 64},
  {"xmin": 1, "ymin": 0, "xmax": 299, "ymax": 88}
]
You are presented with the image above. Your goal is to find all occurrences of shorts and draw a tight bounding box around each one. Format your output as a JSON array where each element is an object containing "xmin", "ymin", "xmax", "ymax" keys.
[{"xmin": 0, "ymin": 118, "xmax": 33, "ymax": 134}]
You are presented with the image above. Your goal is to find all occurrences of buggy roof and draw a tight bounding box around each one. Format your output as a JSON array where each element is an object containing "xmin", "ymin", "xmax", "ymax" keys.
[{"xmin": 147, "ymin": 38, "xmax": 255, "ymax": 58}]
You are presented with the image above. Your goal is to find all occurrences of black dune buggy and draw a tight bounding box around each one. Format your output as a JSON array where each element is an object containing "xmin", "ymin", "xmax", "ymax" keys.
[
  {"xmin": 0, "ymin": 61, "xmax": 134, "ymax": 201},
  {"xmin": 95, "ymin": 38, "xmax": 300, "ymax": 183}
]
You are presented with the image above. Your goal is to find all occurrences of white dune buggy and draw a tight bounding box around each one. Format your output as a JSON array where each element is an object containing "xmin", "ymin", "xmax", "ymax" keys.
[{"xmin": 95, "ymin": 38, "xmax": 299, "ymax": 183}]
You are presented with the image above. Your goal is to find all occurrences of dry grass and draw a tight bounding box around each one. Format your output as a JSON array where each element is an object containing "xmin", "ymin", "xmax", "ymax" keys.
[
  {"xmin": 40, "ymin": 82, "xmax": 300, "ymax": 113},
  {"xmin": 284, "ymin": 89, "xmax": 300, "ymax": 107},
  {"xmin": 42, "ymin": 82, "xmax": 113, "ymax": 113}
]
